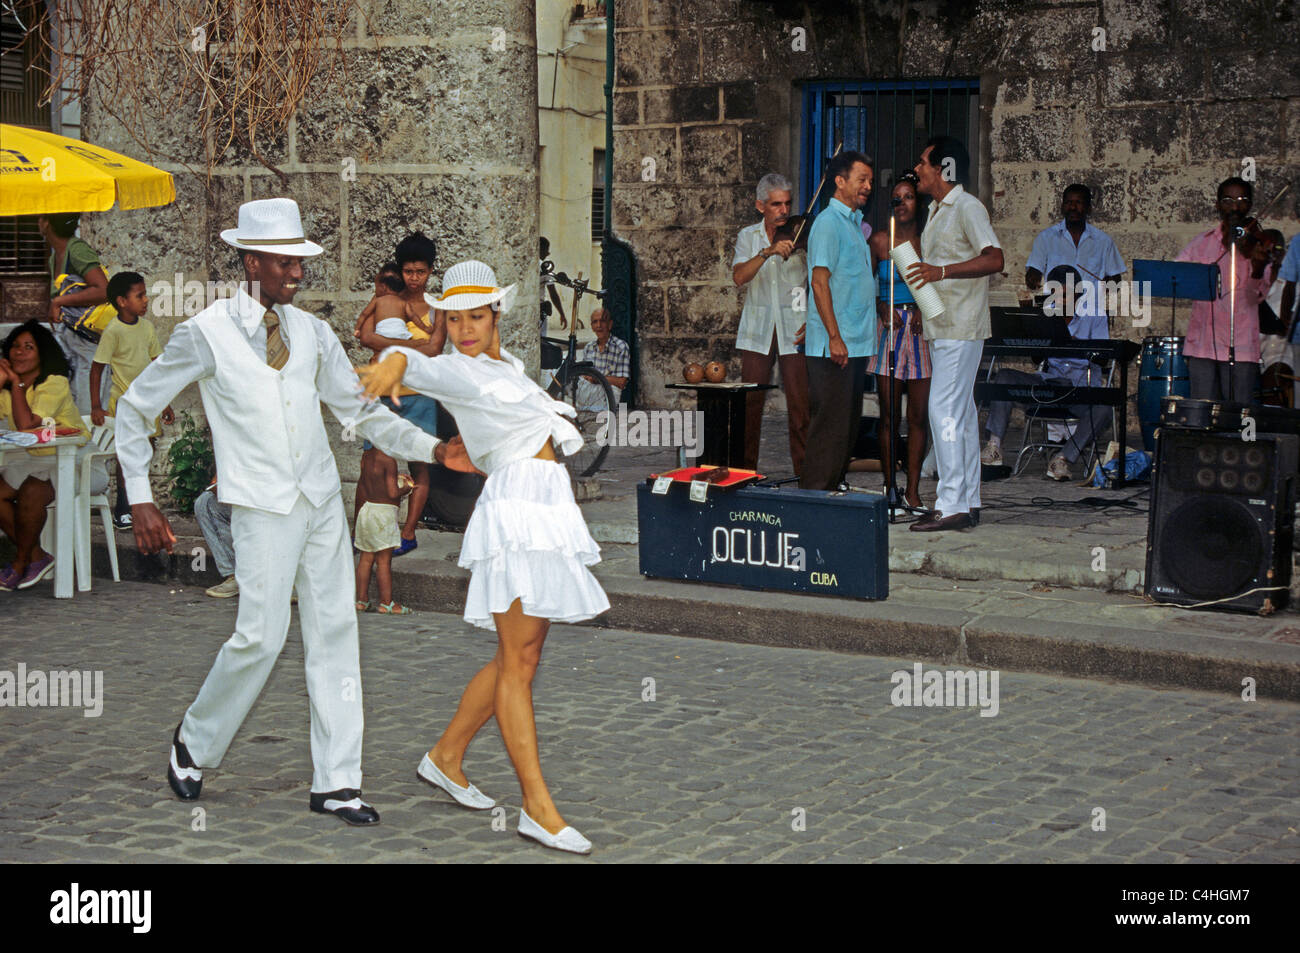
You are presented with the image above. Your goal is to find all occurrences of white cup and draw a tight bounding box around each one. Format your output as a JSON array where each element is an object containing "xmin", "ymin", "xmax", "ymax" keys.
[{"xmin": 889, "ymin": 243, "xmax": 946, "ymax": 323}]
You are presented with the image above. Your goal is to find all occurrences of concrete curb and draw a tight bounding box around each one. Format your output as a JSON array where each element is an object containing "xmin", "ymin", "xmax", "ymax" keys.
[{"xmin": 85, "ymin": 532, "xmax": 1300, "ymax": 703}]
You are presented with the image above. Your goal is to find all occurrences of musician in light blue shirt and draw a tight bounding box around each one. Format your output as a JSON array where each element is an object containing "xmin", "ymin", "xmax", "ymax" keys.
[{"xmin": 800, "ymin": 150, "xmax": 877, "ymax": 491}]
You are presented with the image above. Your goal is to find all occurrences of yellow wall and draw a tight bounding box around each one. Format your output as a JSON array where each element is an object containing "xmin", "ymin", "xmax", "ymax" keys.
[{"xmin": 537, "ymin": 0, "xmax": 606, "ymax": 341}]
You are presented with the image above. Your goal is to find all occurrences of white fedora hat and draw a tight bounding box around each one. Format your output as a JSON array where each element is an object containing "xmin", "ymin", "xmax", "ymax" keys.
[
  {"xmin": 220, "ymin": 198, "xmax": 323, "ymax": 257},
  {"xmin": 429, "ymin": 260, "xmax": 517, "ymax": 313}
]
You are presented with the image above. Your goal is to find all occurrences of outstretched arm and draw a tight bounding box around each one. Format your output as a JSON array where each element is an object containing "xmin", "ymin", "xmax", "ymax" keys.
[{"xmin": 315, "ymin": 324, "xmax": 439, "ymax": 465}]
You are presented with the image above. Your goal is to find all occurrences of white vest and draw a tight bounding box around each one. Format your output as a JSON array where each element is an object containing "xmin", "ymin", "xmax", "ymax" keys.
[{"xmin": 192, "ymin": 304, "xmax": 341, "ymax": 515}]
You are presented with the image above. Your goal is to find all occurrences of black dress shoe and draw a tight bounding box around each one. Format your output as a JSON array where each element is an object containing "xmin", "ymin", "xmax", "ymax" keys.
[
  {"xmin": 166, "ymin": 723, "xmax": 203, "ymax": 801},
  {"xmin": 969, "ymin": 507, "xmax": 981, "ymax": 526},
  {"xmin": 309, "ymin": 789, "xmax": 380, "ymax": 826},
  {"xmin": 909, "ymin": 511, "xmax": 973, "ymax": 533}
]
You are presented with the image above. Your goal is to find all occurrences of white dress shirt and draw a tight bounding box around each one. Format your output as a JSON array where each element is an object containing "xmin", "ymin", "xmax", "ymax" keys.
[
  {"xmin": 382, "ymin": 345, "xmax": 583, "ymax": 475},
  {"xmin": 732, "ymin": 221, "xmax": 809, "ymax": 355},
  {"xmin": 118, "ymin": 287, "xmax": 438, "ymax": 505},
  {"xmin": 919, "ymin": 184, "xmax": 1002, "ymax": 341}
]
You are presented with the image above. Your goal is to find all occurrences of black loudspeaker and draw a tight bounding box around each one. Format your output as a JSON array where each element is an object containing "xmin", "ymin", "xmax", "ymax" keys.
[{"xmin": 1145, "ymin": 428, "xmax": 1297, "ymax": 614}]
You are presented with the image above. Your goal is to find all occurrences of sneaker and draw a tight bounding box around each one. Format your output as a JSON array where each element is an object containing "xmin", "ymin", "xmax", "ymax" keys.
[
  {"xmin": 980, "ymin": 441, "xmax": 1004, "ymax": 466},
  {"xmin": 205, "ymin": 575, "xmax": 239, "ymax": 598},
  {"xmin": 1046, "ymin": 454, "xmax": 1071, "ymax": 481},
  {"xmin": 113, "ymin": 512, "xmax": 133, "ymax": 529},
  {"xmin": 393, "ymin": 536, "xmax": 417, "ymax": 557},
  {"xmin": 0, "ymin": 564, "xmax": 18, "ymax": 591},
  {"xmin": 16, "ymin": 554, "xmax": 55, "ymax": 589}
]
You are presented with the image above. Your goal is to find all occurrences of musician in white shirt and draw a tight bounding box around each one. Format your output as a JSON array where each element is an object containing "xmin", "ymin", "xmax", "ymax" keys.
[
  {"xmin": 907, "ymin": 137, "xmax": 1003, "ymax": 533},
  {"xmin": 731, "ymin": 173, "xmax": 810, "ymax": 474},
  {"xmin": 118, "ymin": 199, "xmax": 466, "ymax": 827}
]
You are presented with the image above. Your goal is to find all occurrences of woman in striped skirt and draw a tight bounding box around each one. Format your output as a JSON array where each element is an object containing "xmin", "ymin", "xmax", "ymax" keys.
[{"xmin": 867, "ymin": 173, "xmax": 932, "ymax": 510}]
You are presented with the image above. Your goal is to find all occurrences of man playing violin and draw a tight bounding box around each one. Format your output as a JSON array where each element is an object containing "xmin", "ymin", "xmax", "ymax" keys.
[
  {"xmin": 1176, "ymin": 177, "xmax": 1276, "ymax": 402},
  {"xmin": 731, "ymin": 172, "xmax": 810, "ymax": 474}
]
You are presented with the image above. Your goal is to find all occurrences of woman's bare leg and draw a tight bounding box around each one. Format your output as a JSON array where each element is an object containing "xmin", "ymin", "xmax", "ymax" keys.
[
  {"xmin": 428, "ymin": 651, "xmax": 500, "ymax": 785},
  {"xmin": 10, "ymin": 478, "xmax": 54, "ymax": 573},
  {"xmin": 492, "ymin": 599, "xmax": 567, "ymax": 832},
  {"xmin": 875, "ymin": 374, "xmax": 895, "ymax": 481}
]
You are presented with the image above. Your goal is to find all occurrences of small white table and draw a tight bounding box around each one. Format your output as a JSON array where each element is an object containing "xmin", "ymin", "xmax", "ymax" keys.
[{"xmin": 0, "ymin": 432, "xmax": 85, "ymax": 598}]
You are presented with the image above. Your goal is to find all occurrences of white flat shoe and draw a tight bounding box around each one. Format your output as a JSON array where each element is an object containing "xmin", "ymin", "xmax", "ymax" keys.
[
  {"xmin": 417, "ymin": 754, "xmax": 495, "ymax": 810},
  {"xmin": 518, "ymin": 808, "xmax": 592, "ymax": 855}
]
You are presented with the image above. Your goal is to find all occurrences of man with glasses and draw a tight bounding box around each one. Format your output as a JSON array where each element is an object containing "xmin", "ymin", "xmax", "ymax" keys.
[{"xmin": 1176, "ymin": 177, "xmax": 1275, "ymax": 402}]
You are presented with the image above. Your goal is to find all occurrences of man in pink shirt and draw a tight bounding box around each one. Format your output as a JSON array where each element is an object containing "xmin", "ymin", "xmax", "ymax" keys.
[{"xmin": 1176, "ymin": 177, "xmax": 1275, "ymax": 402}]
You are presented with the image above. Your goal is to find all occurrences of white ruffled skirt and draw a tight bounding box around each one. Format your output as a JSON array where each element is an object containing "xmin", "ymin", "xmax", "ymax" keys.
[{"xmin": 460, "ymin": 457, "xmax": 610, "ymax": 629}]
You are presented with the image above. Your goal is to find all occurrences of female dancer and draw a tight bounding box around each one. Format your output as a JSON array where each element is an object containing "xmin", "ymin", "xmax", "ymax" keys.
[
  {"xmin": 866, "ymin": 173, "xmax": 932, "ymax": 510},
  {"xmin": 359, "ymin": 260, "xmax": 609, "ymax": 855}
]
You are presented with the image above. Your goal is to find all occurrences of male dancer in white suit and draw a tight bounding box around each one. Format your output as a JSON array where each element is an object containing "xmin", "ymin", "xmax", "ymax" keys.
[{"xmin": 117, "ymin": 198, "xmax": 468, "ymax": 825}]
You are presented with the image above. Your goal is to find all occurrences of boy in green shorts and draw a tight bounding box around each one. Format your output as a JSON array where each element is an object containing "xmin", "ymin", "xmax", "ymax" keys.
[{"xmin": 91, "ymin": 272, "xmax": 173, "ymax": 528}]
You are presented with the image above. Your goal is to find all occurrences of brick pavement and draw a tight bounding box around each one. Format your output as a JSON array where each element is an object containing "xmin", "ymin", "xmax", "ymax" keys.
[{"xmin": 2, "ymin": 582, "xmax": 1297, "ymax": 863}]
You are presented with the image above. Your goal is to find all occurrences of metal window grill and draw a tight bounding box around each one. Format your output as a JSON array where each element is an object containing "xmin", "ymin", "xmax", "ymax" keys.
[
  {"xmin": 800, "ymin": 79, "xmax": 981, "ymax": 237},
  {"xmin": 590, "ymin": 148, "xmax": 606, "ymax": 243},
  {"xmin": 2, "ymin": 8, "xmax": 51, "ymax": 277}
]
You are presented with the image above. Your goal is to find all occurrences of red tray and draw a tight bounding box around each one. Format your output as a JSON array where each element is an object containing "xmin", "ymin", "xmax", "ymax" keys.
[{"xmin": 648, "ymin": 466, "xmax": 764, "ymax": 488}]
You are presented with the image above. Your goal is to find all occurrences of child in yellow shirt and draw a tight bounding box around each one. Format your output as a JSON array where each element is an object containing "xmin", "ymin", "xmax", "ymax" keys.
[{"xmin": 91, "ymin": 272, "xmax": 173, "ymax": 528}]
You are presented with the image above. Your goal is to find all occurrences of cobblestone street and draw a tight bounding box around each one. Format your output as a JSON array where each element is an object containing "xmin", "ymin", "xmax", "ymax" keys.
[{"xmin": 1, "ymin": 581, "xmax": 1297, "ymax": 863}]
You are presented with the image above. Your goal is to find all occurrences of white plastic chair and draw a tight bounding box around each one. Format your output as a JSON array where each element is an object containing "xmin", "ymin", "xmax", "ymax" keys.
[{"xmin": 39, "ymin": 416, "xmax": 120, "ymax": 591}]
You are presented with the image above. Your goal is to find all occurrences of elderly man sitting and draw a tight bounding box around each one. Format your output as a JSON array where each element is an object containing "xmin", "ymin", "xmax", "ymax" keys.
[{"xmin": 576, "ymin": 308, "xmax": 630, "ymax": 409}]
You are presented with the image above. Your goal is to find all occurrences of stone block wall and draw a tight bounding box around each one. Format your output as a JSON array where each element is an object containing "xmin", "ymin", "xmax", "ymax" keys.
[
  {"xmin": 79, "ymin": 0, "xmax": 540, "ymax": 507},
  {"xmin": 614, "ymin": 0, "xmax": 1300, "ymax": 410}
]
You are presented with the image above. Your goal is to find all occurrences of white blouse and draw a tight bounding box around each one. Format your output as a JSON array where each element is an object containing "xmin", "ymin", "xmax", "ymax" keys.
[{"xmin": 381, "ymin": 345, "xmax": 583, "ymax": 474}]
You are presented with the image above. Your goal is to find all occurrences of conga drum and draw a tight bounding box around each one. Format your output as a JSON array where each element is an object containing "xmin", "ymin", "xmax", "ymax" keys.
[{"xmin": 1138, "ymin": 336, "xmax": 1189, "ymax": 451}]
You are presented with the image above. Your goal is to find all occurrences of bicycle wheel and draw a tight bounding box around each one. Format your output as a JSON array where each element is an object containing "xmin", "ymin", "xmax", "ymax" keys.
[{"xmin": 554, "ymin": 362, "xmax": 614, "ymax": 478}]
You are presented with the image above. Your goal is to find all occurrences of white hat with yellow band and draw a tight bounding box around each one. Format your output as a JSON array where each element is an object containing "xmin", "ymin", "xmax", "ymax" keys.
[{"xmin": 426, "ymin": 259, "xmax": 518, "ymax": 314}]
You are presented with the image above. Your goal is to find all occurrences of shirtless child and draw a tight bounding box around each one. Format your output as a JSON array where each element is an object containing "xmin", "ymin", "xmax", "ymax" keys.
[
  {"xmin": 354, "ymin": 446, "xmax": 416, "ymax": 615},
  {"xmin": 354, "ymin": 268, "xmax": 409, "ymax": 343}
]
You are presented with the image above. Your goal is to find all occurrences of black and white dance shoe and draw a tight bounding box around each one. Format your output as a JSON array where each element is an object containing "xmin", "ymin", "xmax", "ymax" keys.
[
  {"xmin": 309, "ymin": 789, "xmax": 380, "ymax": 826},
  {"xmin": 166, "ymin": 724, "xmax": 203, "ymax": 801}
]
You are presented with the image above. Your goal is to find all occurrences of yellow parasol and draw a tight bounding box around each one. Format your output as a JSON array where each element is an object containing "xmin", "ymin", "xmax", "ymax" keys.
[{"xmin": 0, "ymin": 123, "xmax": 175, "ymax": 216}]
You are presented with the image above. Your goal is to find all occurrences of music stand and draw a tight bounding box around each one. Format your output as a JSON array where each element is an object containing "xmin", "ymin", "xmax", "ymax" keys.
[{"xmin": 1132, "ymin": 259, "xmax": 1219, "ymax": 339}]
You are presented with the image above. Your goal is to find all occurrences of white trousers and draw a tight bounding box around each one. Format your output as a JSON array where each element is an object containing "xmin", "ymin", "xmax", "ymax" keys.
[
  {"xmin": 928, "ymin": 337, "xmax": 984, "ymax": 516},
  {"xmin": 181, "ymin": 492, "xmax": 364, "ymax": 792}
]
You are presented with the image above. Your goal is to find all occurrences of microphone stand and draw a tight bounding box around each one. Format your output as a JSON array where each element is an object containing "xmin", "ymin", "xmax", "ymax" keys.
[
  {"xmin": 885, "ymin": 206, "xmax": 901, "ymax": 521},
  {"xmin": 1228, "ymin": 234, "xmax": 1237, "ymax": 404}
]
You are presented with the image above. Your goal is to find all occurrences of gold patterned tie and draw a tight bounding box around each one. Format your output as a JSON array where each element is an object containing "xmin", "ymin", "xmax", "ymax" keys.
[{"xmin": 264, "ymin": 310, "xmax": 289, "ymax": 371}]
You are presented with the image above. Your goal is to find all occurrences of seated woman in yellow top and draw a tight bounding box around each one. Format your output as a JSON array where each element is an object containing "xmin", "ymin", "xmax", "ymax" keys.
[{"xmin": 0, "ymin": 320, "xmax": 90, "ymax": 590}]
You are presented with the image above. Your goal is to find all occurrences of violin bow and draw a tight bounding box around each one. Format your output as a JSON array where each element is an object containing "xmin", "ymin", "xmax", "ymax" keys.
[
  {"xmin": 791, "ymin": 138, "xmax": 844, "ymax": 247},
  {"xmin": 1248, "ymin": 181, "xmax": 1292, "ymax": 224}
]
